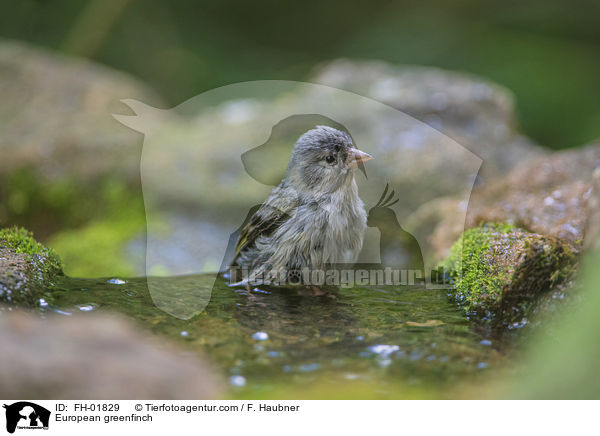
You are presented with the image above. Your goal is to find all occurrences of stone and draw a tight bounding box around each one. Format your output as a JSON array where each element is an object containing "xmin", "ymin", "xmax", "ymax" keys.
[
  {"xmin": 0, "ymin": 311, "xmax": 222, "ymax": 399},
  {"xmin": 441, "ymin": 224, "xmax": 576, "ymax": 325},
  {"xmin": 466, "ymin": 143, "xmax": 600, "ymax": 246},
  {"xmin": 410, "ymin": 142, "xmax": 600, "ymax": 263},
  {"xmin": 584, "ymin": 168, "xmax": 600, "ymax": 252},
  {"xmin": 0, "ymin": 40, "xmax": 162, "ymax": 242},
  {"xmin": 0, "ymin": 227, "xmax": 63, "ymax": 307},
  {"xmin": 0, "ymin": 39, "xmax": 162, "ymax": 182}
]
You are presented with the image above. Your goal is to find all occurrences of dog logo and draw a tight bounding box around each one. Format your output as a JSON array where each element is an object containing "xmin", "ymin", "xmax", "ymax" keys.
[{"xmin": 3, "ymin": 402, "xmax": 50, "ymax": 434}]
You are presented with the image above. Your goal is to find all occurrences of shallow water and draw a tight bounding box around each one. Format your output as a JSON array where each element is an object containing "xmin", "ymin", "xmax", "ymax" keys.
[{"xmin": 45, "ymin": 275, "xmax": 503, "ymax": 399}]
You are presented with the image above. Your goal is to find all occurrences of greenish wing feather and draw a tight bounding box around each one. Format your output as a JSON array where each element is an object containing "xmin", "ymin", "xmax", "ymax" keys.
[{"xmin": 232, "ymin": 201, "xmax": 295, "ymax": 265}]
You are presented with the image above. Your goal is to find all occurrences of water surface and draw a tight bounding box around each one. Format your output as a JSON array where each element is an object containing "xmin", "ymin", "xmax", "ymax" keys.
[{"xmin": 46, "ymin": 275, "xmax": 503, "ymax": 399}]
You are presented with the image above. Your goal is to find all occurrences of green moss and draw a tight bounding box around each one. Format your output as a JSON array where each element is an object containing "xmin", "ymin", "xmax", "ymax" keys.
[
  {"xmin": 0, "ymin": 226, "xmax": 64, "ymax": 306},
  {"xmin": 0, "ymin": 226, "xmax": 63, "ymax": 273},
  {"xmin": 440, "ymin": 223, "xmax": 516, "ymax": 312},
  {"xmin": 440, "ymin": 223, "xmax": 577, "ymax": 322}
]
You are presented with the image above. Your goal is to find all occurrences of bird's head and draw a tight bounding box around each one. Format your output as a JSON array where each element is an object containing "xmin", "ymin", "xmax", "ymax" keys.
[{"xmin": 286, "ymin": 126, "xmax": 372, "ymax": 195}]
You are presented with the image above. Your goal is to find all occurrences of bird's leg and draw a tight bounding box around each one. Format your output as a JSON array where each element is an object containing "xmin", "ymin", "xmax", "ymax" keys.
[
  {"xmin": 244, "ymin": 282, "xmax": 254, "ymax": 298},
  {"xmin": 243, "ymin": 283, "xmax": 267, "ymax": 306}
]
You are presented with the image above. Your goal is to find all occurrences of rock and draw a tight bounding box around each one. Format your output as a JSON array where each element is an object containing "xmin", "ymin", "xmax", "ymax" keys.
[
  {"xmin": 0, "ymin": 39, "xmax": 162, "ymax": 239},
  {"xmin": 584, "ymin": 167, "xmax": 600, "ymax": 252},
  {"xmin": 312, "ymin": 59, "xmax": 546, "ymax": 183},
  {"xmin": 441, "ymin": 224, "xmax": 576, "ymax": 325},
  {"xmin": 0, "ymin": 227, "xmax": 63, "ymax": 307},
  {"xmin": 411, "ymin": 142, "xmax": 600, "ymax": 263},
  {"xmin": 466, "ymin": 143, "xmax": 600, "ymax": 245},
  {"xmin": 0, "ymin": 39, "xmax": 161, "ymax": 182},
  {"xmin": 0, "ymin": 311, "xmax": 222, "ymax": 399}
]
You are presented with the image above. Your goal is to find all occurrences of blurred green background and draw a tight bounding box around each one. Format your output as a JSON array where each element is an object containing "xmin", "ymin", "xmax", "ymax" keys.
[{"xmin": 2, "ymin": 0, "xmax": 600, "ymax": 149}]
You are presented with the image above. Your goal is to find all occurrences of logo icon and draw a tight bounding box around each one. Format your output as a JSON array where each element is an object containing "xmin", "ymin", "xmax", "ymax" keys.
[{"xmin": 3, "ymin": 402, "xmax": 50, "ymax": 434}]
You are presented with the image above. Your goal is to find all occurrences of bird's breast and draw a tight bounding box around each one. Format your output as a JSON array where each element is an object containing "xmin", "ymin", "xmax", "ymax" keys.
[{"xmin": 318, "ymin": 194, "xmax": 367, "ymax": 265}]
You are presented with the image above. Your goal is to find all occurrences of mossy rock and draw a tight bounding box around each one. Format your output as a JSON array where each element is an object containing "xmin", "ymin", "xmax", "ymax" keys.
[
  {"xmin": 0, "ymin": 227, "xmax": 63, "ymax": 306},
  {"xmin": 441, "ymin": 223, "xmax": 577, "ymax": 325}
]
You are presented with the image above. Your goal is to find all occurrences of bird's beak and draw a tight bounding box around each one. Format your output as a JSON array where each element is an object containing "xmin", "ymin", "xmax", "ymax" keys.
[
  {"xmin": 351, "ymin": 149, "xmax": 373, "ymax": 165},
  {"xmin": 350, "ymin": 149, "xmax": 372, "ymax": 178}
]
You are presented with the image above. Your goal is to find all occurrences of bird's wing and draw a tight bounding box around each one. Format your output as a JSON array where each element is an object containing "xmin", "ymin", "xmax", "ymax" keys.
[{"xmin": 232, "ymin": 185, "xmax": 297, "ymax": 265}]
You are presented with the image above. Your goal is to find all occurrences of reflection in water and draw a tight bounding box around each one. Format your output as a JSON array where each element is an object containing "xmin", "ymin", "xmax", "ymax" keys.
[{"xmin": 46, "ymin": 275, "xmax": 503, "ymax": 398}]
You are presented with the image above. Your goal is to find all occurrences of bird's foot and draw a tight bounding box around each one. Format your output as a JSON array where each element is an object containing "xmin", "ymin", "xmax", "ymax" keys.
[{"xmin": 244, "ymin": 284, "xmax": 267, "ymax": 306}]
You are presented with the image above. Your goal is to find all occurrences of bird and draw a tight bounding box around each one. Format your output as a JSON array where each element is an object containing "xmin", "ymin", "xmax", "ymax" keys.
[{"xmin": 230, "ymin": 125, "xmax": 372, "ymax": 288}]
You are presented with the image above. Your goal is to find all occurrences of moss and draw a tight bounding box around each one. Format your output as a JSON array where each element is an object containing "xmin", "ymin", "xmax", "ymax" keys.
[
  {"xmin": 440, "ymin": 223, "xmax": 577, "ymax": 324},
  {"xmin": 0, "ymin": 226, "xmax": 62, "ymax": 273},
  {"xmin": 0, "ymin": 226, "xmax": 64, "ymax": 306},
  {"xmin": 440, "ymin": 223, "xmax": 515, "ymax": 312}
]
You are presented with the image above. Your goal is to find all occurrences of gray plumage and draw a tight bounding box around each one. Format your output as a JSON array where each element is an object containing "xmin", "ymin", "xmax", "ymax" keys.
[{"xmin": 231, "ymin": 125, "xmax": 372, "ymax": 285}]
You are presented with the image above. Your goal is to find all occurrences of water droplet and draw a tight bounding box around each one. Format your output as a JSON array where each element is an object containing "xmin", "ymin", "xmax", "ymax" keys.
[
  {"xmin": 107, "ymin": 278, "xmax": 127, "ymax": 285},
  {"xmin": 180, "ymin": 331, "xmax": 189, "ymax": 337},
  {"xmin": 77, "ymin": 304, "xmax": 96, "ymax": 312},
  {"xmin": 229, "ymin": 375, "xmax": 246, "ymax": 387},
  {"xmin": 252, "ymin": 331, "xmax": 269, "ymax": 341}
]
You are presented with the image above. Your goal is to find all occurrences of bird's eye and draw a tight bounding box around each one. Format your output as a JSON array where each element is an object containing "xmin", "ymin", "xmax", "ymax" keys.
[{"xmin": 325, "ymin": 155, "xmax": 336, "ymax": 165}]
